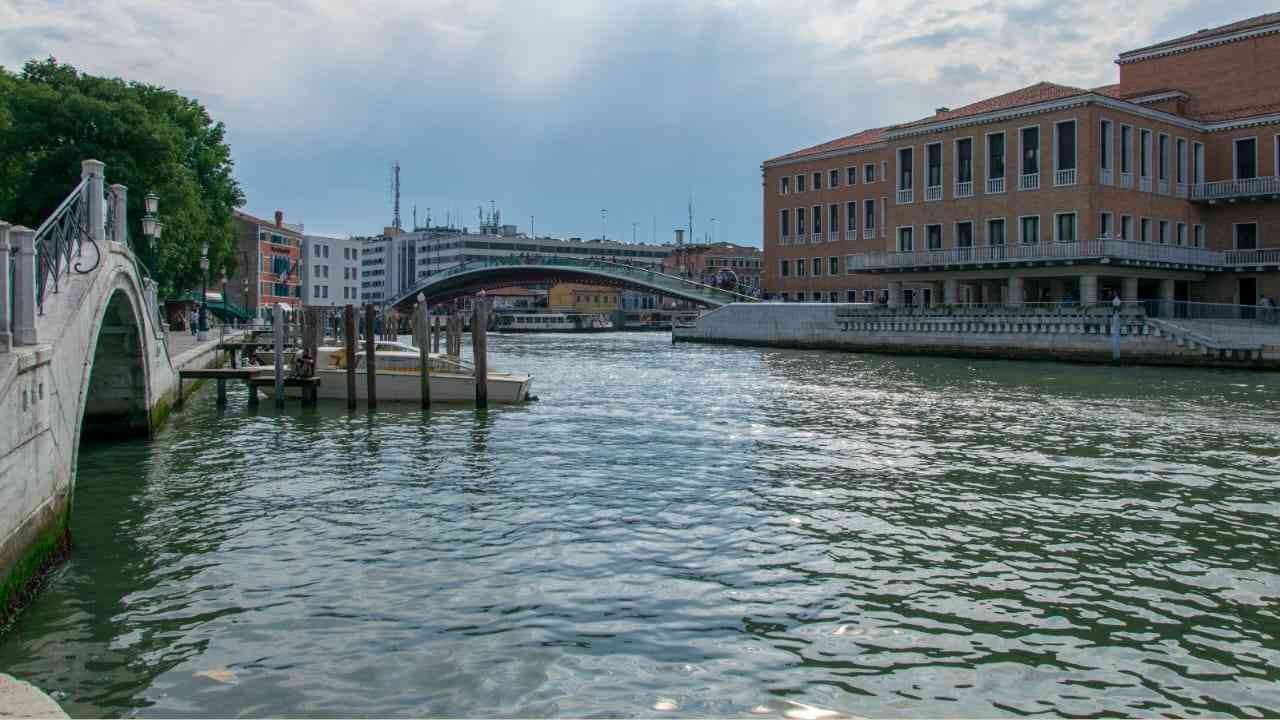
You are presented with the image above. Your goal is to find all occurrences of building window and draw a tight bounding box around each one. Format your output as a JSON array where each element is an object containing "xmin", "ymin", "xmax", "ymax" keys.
[
  {"xmin": 846, "ymin": 289, "xmax": 857, "ymax": 302},
  {"xmin": 1141, "ymin": 217, "xmax": 1152, "ymax": 243},
  {"xmin": 1235, "ymin": 223, "xmax": 1258, "ymax": 250},
  {"xmin": 956, "ymin": 137, "xmax": 973, "ymax": 193},
  {"xmin": 812, "ymin": 205, "xmax": 822, "ymax": 234},
  {"xmin": 1019, "ymin": 215, "xmax": 1040, "ymax": 245},
  {"xmin": 1175, "ymin": 138, "xmax": 1187, "ymax": 184},
  {"xmin": 829, "ymin": 204, "xmax": 839, "ymax": 235},
  {"xmin": 830, "ymin": 169, "xmax": 840, "ymax": 188},
  {"xmin": 812, "ymin": 257, "xmax": 822, "ymax": 276},
  {"xmin": 1055, "ymin": 119, "xmax": 1076, "ymax": 172},
  {"xmin": 1193, "ymin": 141, "xmax": 1204, "ymax": 184},
  {"xmin": 956, "ymin": 221, "xmax": 974, "ymax": 248},
  {"xmin": 864, "ymin": 199, "xmax": 875, "ymax": 233},
  {"xmin": 862, "ymin": 289, "xmax": 874, "ymax": 303},
  {"xmin": 846, "ymin": 202, "xmax": 857, "ymax": 231},
  {"xmin": 796, "ymin": 174, "xmax": 806, "ymax": 192},
  {"xmin": 795, "ymin": 292, "xmax": 805, "ymax": 301},
  {"xmin": 847, "ymin": 166, "xmax": 857, "ymax": 185},
  {"xmin": 926, "ymin": 142, "xmax": 943, "ymax": 193},
  {"xmin": 864, "ymin": 163, "xmax": 875, "ymax": 183},
  {"xmin": 796, "ymin": 206, "xmax": 806, "ymax": 235},
  {"xmin": 898, "ymin": 147, "xmax": 914, "ymax": 191},
  {"xmin": 1120, "ymin": 215, "xmax": 1132, "ymax": 241},
  {"xmin": 1235, "ymin": 137, "xmax": 1257, "ymax": 179},
  {"xmin": 1020, "ymin": 126, "xmax": 1040, "ymax": 175},
  {"xmin": 1120, "ymin": 124, "xmax": 1133, "ymax": 175},
  {"xmin": 880, "ymin": 160, "xmax": 887, "ymax": 181},
  {"xmin": 925, "ymin": 223, "xmax": 943, "ymax": 250},
  {"xmin": 1158, "ymin": 133, "xmax": 1170, "ymax": 182},
  {"xmin": 780, "ymin": 176, "xmax": 790, "ymax": 195},
  {"xmin": 1055, "ymin": 212, "xmax": 1077, "ymax": 243},
  {"xmin": 1159, "ymin": 220, "xmax": 1169, "ymax": 244},
  {"xmin": 1140, "ymin": 129, "xmax": 1152, "ymax": 180},
  {"xmin": 780, "ymin": 209, "xmax": 790, "ymax": 239},
  {"xmin": 780, "ymin": 259, "xmax": 790, "ymax": 277},
  {"xmin": 813, "ymin": 172, "xmax": 822, "ymax": 191},
  {"xmin": 1100, "ymin": 212, "xmax": 1113, "ymax": 239},
  {"xmin": 987, "ymin": 132, "xmax": 1005, "ymax": 180},
  {"xmin": 1100, "ymin": 119, "xmax": 1112, "ymax": 171},
  {"xmin": 897, "ymin": 226, "xmax": 914, "ymax": 252},
  {"xmin": 829, "ymin": 256, "xmax": 839, "ymax": 276},
  {"xmin": 1176, "ymin": 222, "xmax": 1187, "ymax": 246},
  {"xmin": 1193, "ymin": 224, "xmax": 1204, "ymax": 248},
  {"xmin": 987, "ymin": 218, "xmax": 1006, "ymax": 246}
]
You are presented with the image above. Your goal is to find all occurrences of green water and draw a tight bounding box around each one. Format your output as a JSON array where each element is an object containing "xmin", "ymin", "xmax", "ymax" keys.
[{"xmin": 1, "ymin": 332, "xmax": 1278, "ymax": 717}]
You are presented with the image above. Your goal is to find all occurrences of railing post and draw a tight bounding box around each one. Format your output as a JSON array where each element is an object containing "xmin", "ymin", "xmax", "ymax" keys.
[
  {"xmin": 82, "ymin": 159, "xmax": 106, "ymax": 246},
  {"xmin": 0, "ymin": 222, "xmax": 10, "ymax": 352},
  {"xmin": 109, "ymin": 183, "xmax": 127, "ymax": 244},
  {"xmin": 11, "ymin": 226, "xmax": 37, "ymax": 345}
]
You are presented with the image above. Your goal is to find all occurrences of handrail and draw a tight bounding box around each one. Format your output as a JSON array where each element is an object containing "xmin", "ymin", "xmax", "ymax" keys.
[
  {"xmin": 33, "ymin": 178, "xmax": 102, "ymax": 312},
  {"xmin": 847, "ymin": 237, "xmax": 1226, "ymax": 271}
]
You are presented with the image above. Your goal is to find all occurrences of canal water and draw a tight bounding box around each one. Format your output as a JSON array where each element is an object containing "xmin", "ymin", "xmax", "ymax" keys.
[{"xmin": 1, "ymin": 332, "xmax": 1277, "ymax": 717}]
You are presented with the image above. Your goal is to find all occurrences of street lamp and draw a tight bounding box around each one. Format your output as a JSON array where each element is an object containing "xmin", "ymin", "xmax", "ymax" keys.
[
  {"xmin": 198, "ymin": 242, "xmax": 210, "ymax": 341},
  {"xmin": 141, "ymin": 191, "xmax": 163, "ymax": 273}
]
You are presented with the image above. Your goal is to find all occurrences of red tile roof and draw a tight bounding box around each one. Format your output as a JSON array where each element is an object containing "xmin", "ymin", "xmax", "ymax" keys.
[
  {"xmin": 233, "ymin": 209, "xmax": 302, "ymax": 235},
  {"xmin": 1092, "ymin": 83, "xmax": 1123, "ymax": 99},
  {"xmin": 766, "ymin": 127, "xmax": 885, "ymax": 164},
  {"xmin": 1120, "ymin": 12, "xmax": 1280, "ymax": 57},
  {"xmin": 893, "ymin": 82, "xmax": 1090, "ymax": 130},
  {"xmin": 1197, "ymin": 101, "xmax": 1280, "ymax": 123}
]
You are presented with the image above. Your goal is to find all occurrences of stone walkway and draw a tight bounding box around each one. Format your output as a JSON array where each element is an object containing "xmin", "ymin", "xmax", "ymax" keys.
[{"xmin": 0, "ymin": 673, "xmax": 67, "ymax": 718}]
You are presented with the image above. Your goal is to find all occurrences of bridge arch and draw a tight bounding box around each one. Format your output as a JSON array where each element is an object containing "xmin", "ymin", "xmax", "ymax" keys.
[
  {"xmin": 389, "ymin": 258, "xmax": 756, "ymax": 311},
  {"xmin": 74, "ymin": 265, "xmax": 154, "ymax": 445}
]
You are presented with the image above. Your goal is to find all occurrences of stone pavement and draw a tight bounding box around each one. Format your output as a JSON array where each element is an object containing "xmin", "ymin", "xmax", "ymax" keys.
[{"xmin": 0, "ymin": 673, "xmax": 66, "ymax": 719}]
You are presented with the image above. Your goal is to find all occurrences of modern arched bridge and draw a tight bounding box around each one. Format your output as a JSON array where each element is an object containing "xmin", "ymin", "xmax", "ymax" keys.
[{"xmin": 389, "ymin": 256, "xmax": 758, "ymax": 311}]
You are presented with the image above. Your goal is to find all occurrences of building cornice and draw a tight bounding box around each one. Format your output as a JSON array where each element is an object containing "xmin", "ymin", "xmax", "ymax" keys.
[
  {"xmin": 883, "ymin": 96, "xmax": 1093, "ymax": 139},
  {"xmin": 1203, "ymin": 112, "xmax": 1280, "ymax": 132},
  {"xmin": 1116, "ymin": 22, "xmax": 1280, "ymax": 65},
  {"xmin": 761, "ymin": 141, "xmax": 887, "ymax": 170},
  {"xmin": 1129, "ymin": 90, "xmax": 1190, "ymax": 105}
]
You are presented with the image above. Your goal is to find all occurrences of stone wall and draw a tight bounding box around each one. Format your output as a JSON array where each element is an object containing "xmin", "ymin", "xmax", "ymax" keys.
[{"xmin": 673, "ymin": 303, "xmax": 1280, "ymax": 369}]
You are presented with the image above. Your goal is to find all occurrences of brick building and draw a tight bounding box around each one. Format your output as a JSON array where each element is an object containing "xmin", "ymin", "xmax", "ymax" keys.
[
  {"xmin": 663, "ymin": 241, "xmax": 764, "ymax": 292},
  {"xmin": 763, "ymin": 12, "xmax": 1280, "ymax": 309},
  {"xmin": 226, "ymin": 210, "xmax": 304, "ymax": 320}
]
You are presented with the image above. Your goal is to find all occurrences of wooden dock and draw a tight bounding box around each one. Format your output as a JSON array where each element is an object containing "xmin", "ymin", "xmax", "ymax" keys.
[{"xmin": 177, "ymin": 367, "xmax": 318, "ymax": 406}]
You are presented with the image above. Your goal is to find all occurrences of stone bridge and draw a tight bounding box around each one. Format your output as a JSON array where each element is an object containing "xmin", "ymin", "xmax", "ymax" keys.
[{"xmin": 0, "ymin": 160, "xmax": 214, "ymax": 617}]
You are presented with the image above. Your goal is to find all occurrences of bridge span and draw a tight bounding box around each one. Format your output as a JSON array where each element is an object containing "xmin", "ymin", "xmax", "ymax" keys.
[
  {"xmin": 389, "ymin": 256, "xmax": 757, "ymax": 311},
  {"xmin": 1, "ymin": 160, "xmax": 222, "ymax": 619}
]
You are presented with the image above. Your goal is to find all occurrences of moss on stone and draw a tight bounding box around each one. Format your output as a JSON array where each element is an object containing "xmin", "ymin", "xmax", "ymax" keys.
[{"xmin": 0, "ymin": 506, "xmax": 71, "ymax": 631}]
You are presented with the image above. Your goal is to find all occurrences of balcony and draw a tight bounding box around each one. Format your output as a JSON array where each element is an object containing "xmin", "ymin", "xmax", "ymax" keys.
[
  {"xmin": 1175, "ymin": 182, "xmax": 1188, "ymax": 198},
  {"xmin": 986, "ymin": 177, "xmax": 1005, "ymax": 194},
  {"xmin": 897, "ymin": 188, "xmax": 914, "ymax": 204},
  {"xmin": 1018, "ymin": 173, "xmax": 1040, "ymax": 191},
  {"xmin": 780, "ymin": 234, "xmax": 791, "ymax": 247},
  {"xmin": 1120, "ymin": 172, "xmax": 1132, "ymax": 189},
  {"xmin": 811, "ymin": 233, "xmax": 822, "ymax": 244},
  {"xmin": 1224, "ymin": 247, "xmax": 1280, "ymax": 267},
  {"xmin": 844, "ymin": 237, "xmax": 1227, "ymax": 272},
  {"xmin": 925, "ymin": 185, "xmax": 943, "ymax": 202},
  {"xmin": 1100, "ymin": 168, "xmax": 1113, "ymax": 185},
  {"xmin": 1054, "ymin": 168, "xmax": 1076, "ymax": 186},
  {"xmin": 845, "ymin": 229, "xmax": 858, "ymax": 242},
  {"xmin": 864, "ymin": 225, "xmax": 875, "ymax": 237},
  {"xmin": 955, "ymin": 181, "xmax": 973, "ymax": 198},
  {"xmin": 1158, "ymin": 179, "xmax": 1170, "ymax": 194},
  {"xmin": 1191, "ymin": 176, "xmax": 1280, "ymax": 203},
  {"xmin": 829, "ymin": 231, "xmax": 840, "ymax": 243},
  {"xmin": 1140, "ymin": 176, "xmax": 1152, "ymax": 192}
]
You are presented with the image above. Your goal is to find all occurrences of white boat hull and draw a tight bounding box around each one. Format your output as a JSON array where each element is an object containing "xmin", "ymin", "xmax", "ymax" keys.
[{"xmin": 284, "ymin": 369, "xmax": 532, "ymax": 403}]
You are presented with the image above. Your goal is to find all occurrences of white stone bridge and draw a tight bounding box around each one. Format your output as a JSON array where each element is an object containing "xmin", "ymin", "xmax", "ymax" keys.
[{"xmin": 0, "ymin": 160, "xmax": 214, "ymax": 616}]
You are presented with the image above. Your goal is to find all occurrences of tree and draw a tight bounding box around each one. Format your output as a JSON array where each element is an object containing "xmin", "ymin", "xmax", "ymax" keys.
[{"xmin": 0, "ymin": 58, "xmax": 244, "ymax": 299}]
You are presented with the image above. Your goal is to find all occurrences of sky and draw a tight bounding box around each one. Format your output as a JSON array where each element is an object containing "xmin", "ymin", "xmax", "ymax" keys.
[{"xmin": 1, "ymin": 0, "xmax": 1272, "ymax": 245}]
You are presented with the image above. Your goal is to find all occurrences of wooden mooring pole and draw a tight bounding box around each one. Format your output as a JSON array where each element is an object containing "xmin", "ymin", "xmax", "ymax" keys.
[
  {"xmin": 364, "ymin": 303, "xmax": 378, "ymax": 409},
  {"xmin": 472, "ymin": 295, "xmax": 488, "ymax": 408},
  {"xmin": 343, "ymin": 304, "xmax": 357, "ymax": 409},
  {"xmin": 272, "ymin": 304, "xmax": 285, "ymax": 408},
  {"xmin": 417, "ymin": 301, "xmax": 431, "ymax": 409}
]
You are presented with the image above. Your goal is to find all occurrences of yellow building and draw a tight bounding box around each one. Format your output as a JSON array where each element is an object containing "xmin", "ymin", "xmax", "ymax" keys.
[{"xmin": 548, "ymin": 283, "xmax": 621, "ymax": 313}]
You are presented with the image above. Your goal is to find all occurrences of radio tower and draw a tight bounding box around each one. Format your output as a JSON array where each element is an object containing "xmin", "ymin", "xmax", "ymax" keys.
[{"xmin": 391, "ymin": 162, "xmax": 402, "ymax": 231}]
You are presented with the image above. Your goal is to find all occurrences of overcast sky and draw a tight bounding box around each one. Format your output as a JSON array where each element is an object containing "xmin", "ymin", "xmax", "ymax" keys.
[{"xmin": 1, "ymin": 0, "xmax": 1270, "ymax": 244}]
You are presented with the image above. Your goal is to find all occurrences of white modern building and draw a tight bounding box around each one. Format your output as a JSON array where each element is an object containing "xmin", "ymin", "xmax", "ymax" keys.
[{"xmin": 302, "ymin": 234, "xmax": 363, "ymax": 307}]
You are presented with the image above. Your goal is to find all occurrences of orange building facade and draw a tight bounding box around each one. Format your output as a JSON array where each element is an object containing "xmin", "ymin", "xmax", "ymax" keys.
[{"xmin": 763, "ymin": 13, "xmax": 1280, "ymax": 310}]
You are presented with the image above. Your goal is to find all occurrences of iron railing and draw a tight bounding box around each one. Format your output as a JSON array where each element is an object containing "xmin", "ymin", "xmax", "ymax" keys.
[
  {"xmin": 846, "ymin": 237, "xmax": 1225, "ymax": 271},
  {"xmin": 33, "ymin": 178, "xmax": 101, "ymax": 313},
  {"xmin": 1190, "ymin": 176, "xmax": 1280, "ymax": 202},
  {"xmin": 1224, "ymin": 247, "xmax": 1280, "ymax": 266}
]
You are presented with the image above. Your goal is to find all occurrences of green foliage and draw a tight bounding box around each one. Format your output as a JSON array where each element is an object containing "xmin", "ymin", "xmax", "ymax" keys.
[{"xmin": 0, "ymin": 58, "xmax": 244, "ymax": 298}]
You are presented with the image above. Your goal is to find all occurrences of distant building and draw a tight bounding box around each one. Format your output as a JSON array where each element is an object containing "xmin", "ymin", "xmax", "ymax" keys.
[
  {"xmin": 548, "ymin": 283, "xmax": 621, "ymax": 314},
  {"xmin": 486, "ymin": 286, "xmax": 546, "ymax": 311},
  {"xmin": 302, "ymin": 235, "xmax": 362, "ymax": 307},
  {"xmin": 663, "ymin": 240, "xmax": 764, "ymax": 290},
  {"xmin": 227, "ymin": 210, "xmax": 304, "ymax": 320}
]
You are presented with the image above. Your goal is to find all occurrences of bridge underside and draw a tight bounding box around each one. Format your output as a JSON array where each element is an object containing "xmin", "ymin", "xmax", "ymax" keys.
[
  {"xmin": 81, "ymin": 290, "xmax": 149, "ymax": 441},
  {"xmin": 392, "ymin": 267, "xmax": 720, "ymax": 311}
]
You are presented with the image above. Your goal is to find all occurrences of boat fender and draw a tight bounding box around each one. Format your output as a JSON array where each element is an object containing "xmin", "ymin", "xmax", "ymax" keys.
[{"xmin": 528, "ymin": 395, "xmax": 540, "ymax": 402}]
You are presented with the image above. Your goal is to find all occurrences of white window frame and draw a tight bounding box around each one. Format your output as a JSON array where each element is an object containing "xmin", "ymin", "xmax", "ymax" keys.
[
  {"xmin": 1140, "ymin": 217, "xmax": 1152, "ymax": 243},
  {"xmin": 880, "ymin": 197, "xmax": 886, "ymax": 238},
  {"xmin": 812, "ymin": 204, "xmax": 823, "ymax": 235},
  {"xmin": 829, "ymin": 203, "xmax": 840, "ymax": 240},
  {"xmin": 1157, "ymin": 132, "xmax": 1170, "ymax": 183},
  {"xmin": 1053, "ymin": 118, "xmax": 1077, "ymax": 171},
  {"xmin": 795, "ymin": 174, "xmax": 806, "ymax": 193},
  {"xmin": 954, "ymin": 135, "xmax": 975, "ymax": 195},
  {"xmin": 1018, "ymin": 214, "xmax": 1040, "ymax": 245},
  {"xmin": 1193, "ymin": 224, "xmax": 1204, "ymax": 248},
  {"xmin": 1140, "ymin": 129, "xmax": 1152, "ymax": 179},
  {"xmin": 829, "ymin": 168, "xmax": 840, "ymax": 189},
  {"xmin": 1175, "ymin": 137, "xmax": 1188, "ymax": 184},
  {"xmin": 925, "ymin": 140, "xmax": 944, "ymax": 195},
  {"xmin": 1176, "ymin": 222, "xmax": 1187, "ymax": 247},
  {"xmin": 1120, "ymin": 214, "xmax": 1132, "ymax": 241},
  {"xmin": 864, "ymin": 163, "xmax": 875, "ymax": 183},
  {"xmin": 880, "ymin": 161, "xmax": 888, "ymax": 182},
  {"xmin": 812, "ymin": 256, "xmax": 822, "ymax": 277},
  {"xmin": 779, "ymin": 258, "xmax": 790, "ymax": 277},
  {"xmin": 829, "ymin": 255, "xmax": 840, "ymax": 276},
  {"xmin": 985, "ymin": 130, "xmax": 1006, "ymax": 180},
  {"xmin": 846, "ymin": 201, "xmax": 857, "ymax": 233},
  {"xmin": 1158, "ymin": 219, "xmax": 1169, "ymax": 245},
  {"xmin": 1119, "ymin": 123, "xmax": 1133, "ymax": 178},
  {"xmin": 795, "ymin": 206, "xmax": 805, "ymax": 236},
  {"xmin": 1234, "ymin": 136, "xmax": 1258, "ymax": 180},
  {"xmin": 1099, "ymin": 118, "xmax": 1113, "ymax": 172},
  {"xmin": 954, "ymin": 220, "xmax": 975, "ymax": 248},
  {"xmin": 795, "ymin": 257, "xmax": 806, "ymax": 276},
  {"xmin": 812, "ymin": 171, "xmax": 822, "ymax": 192},
  {"xmin": 1018, "ymin": 123, "xmax": 1041, "ymax": 178},
  {"xmin": 985, "ymin": 217, "xmax": 1007, "ymax": 246},
  {"xmin": 779, "ymin": 177, "xmax": 789, "ymax": 195},
  {"xmin": 897, "ymin": 146, "xmax": 915, "ymax": 196},
  {"xmin": 780, "ymin": 209, "xmax": 790, "ymax": 241},
  {"xmin": 846, "ymin": 166, "xmax": 858, "ymax": 186},
  {"xmin": 1100, "ymin": 211, "xmax": 1113, "ymax": 239},
  {"xmin": 897, "ymin": 225, "xmax": 914, "ymax": 253},
  {"xmin": 863, "ymin": 198, "xmax": 875, "ymax": 234},
  {"xmin": 1193, "ymin": 141, "xmax": 1205, "ymax": 184},
  {"xmin": 1233, "ymin": 222, "xmax": 1259, "ymax": 250},
  {"xmin": 1054, "ymin": 211, "xmax": 1078, "ymax": 243}
]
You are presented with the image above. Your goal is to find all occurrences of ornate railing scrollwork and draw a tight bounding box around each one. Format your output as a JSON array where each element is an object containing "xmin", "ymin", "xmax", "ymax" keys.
[{"xmin": 33, "ymin": 178, "xmax": 103, "ymax": 313}]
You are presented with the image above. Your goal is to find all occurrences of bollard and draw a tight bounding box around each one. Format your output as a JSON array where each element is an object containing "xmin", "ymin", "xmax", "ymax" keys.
[
  {"xmin": 364, "ymin": 303, "xmax": 377, "ymax": 409},
  {"xmin": 273, "ymin": 304, "xmax": 285, "ymax": 407},
  {"xmin": 417, "ymin": 302, "xmax": 431, "ymax": 409},
  {"xmin": 343, "ymin": 304, "xmax": 357, "ymax": 409},
  {"xmin": 11, "ymin": 226, "xmax": 36, "ymax": 345}
]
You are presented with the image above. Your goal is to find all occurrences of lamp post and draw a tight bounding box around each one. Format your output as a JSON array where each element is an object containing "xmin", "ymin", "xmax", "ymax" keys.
[
  {"xmin": 141, "ymin": 191, "xmax": 163, "ymax": 274},
  {"xmin": 198, "ymin": 243, "xmax": 209, "ymax": 341}
]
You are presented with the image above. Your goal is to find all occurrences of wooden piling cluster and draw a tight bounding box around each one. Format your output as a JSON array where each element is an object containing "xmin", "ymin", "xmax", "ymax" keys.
[{"xmin": 472, "ymin": 296, "xmax": 488, "ymax": 408}]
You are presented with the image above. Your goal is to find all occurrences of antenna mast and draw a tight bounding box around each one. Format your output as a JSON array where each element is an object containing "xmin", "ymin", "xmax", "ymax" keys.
[
  {"xmin": 391, "ymin": 162, "xmax": 402, "ymax": 231},
  {"xmin": 687, "ymin": 196, "xmax": 694, "ymax": 247}
]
